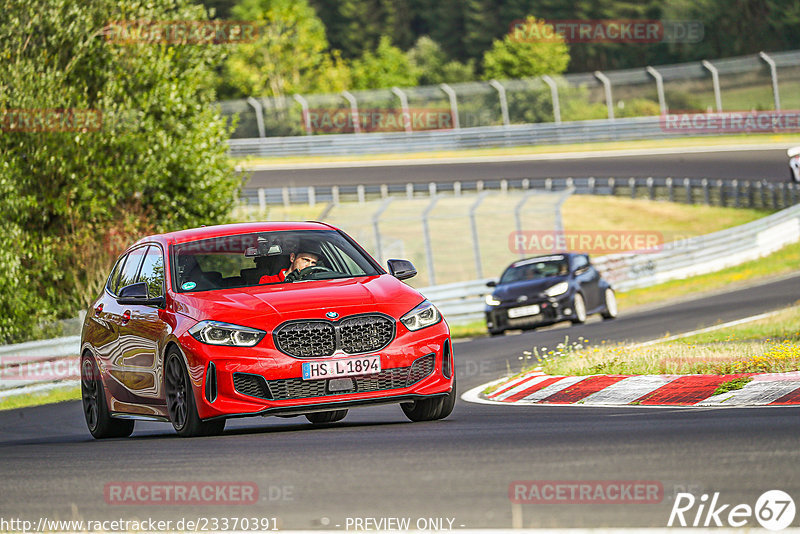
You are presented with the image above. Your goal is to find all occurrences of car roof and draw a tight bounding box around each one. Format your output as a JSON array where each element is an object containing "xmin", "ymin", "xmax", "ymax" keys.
[
  {"xmin": 132, "ymin": 221, "xmax": 336, "ymax": 247},
  {"xmin": 508, "ymin": 253, "xmax": 580, "ymax": 269}
]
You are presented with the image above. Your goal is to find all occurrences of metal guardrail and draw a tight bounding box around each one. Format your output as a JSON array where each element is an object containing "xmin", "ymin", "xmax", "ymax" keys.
[
  {"xmin": 230, "ymin": 116, "xmax": 701, "ymax": 157},
  {"xmin": 418, "ymin": 202, "xmax": 800, "ymax": 324},
  {"xmin": 240, "ymin": 177, "xmax": 800, "ymax": 211}
]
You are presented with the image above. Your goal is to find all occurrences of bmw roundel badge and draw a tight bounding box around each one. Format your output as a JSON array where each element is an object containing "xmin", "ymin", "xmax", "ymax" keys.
[{"xmin": 326, "ymin": 311, "xmax": 339, "ymax": 319}]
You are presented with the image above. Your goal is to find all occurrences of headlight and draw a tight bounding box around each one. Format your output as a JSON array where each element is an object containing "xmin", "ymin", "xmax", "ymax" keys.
[
  {"xmin": 400, "ymin": 300, "xmax": 442, "ymax": 331},
  {"xmin": 544, "ymin": 282, "xmax": 569, "ymax": 297},
  {"xmin": 189, "ymin": 320, "xmax": 266, "ymax": 347},
  {"xmin": 485, "ymin": 294, "xmax": 501, "ymax": 306}
]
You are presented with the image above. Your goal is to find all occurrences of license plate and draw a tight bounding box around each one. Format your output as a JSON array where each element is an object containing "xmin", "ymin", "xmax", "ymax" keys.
[
  {"xmin": 302, "ymin": 355, "xmax": 381, "ymax": 380},
  {"xmin": 508, "ymin": 304, "xmax": 541, "ymax": 318}
]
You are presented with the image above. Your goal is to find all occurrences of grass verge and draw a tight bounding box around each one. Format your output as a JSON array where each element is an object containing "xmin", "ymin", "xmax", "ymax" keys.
[
  {"xmin": 536, "ymin": 305, "xmax": 800, "ymax": 376},
  {"xmin": 0, "ymin": 385, "xmax": 81, "ymax": 411}
]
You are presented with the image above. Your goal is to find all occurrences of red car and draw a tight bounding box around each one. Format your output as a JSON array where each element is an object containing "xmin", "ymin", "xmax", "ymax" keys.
[{"xmin": 80, "ymin": 222, "xmax": 455, "ymax": 438}]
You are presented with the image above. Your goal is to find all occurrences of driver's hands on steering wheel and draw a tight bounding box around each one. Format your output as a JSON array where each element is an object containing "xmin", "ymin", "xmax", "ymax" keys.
[{"xmin": 285, "ymin": 265, "xmax": 331, "ymax": 282}]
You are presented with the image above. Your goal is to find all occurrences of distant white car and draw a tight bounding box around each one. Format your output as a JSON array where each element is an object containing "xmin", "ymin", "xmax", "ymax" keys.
[{"xmin": 789, "ymin": 147, "xmax": 800, "ymax": 183}]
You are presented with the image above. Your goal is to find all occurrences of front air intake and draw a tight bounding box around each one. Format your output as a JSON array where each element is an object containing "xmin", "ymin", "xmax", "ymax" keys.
[{"xmin": 205, "ymin": 362, "xmax": 218, "ymax": 403}]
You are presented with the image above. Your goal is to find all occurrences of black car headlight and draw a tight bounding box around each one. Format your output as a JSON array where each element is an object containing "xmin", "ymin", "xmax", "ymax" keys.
[
  {"xmin": 400, "ymin": 300, "xmax": 442, "ymax": 331},
  {"xmin": 189, "ymin": 320, "xmax": 266, "ymax": 347}
]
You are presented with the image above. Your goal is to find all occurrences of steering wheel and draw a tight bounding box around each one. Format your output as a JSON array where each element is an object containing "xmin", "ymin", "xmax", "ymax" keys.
[{"xmin": 293, "ymin": 265, "xmax": 333, "ymax": 281}]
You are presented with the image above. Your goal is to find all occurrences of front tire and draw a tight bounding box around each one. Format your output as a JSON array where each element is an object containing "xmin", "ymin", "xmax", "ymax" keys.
[
  {"xmin": 81, "ymin": 354, "xmax": 134, "ymax": 439},
  {"xmin": 165, "ymin": 349, "xmax": 225, "ymax": 437},
  {"xmin": 402, "ymin": 375, "xmax": 456, "ymax": 422},
  {"xmin": 306, "ymin": 410, "xmax": 348, "ymax": 424},
  {"xmin": 601, "ymin": 288, "xmax": 618, "ymax": 320},
  {"xmin": 571, "ymin": 293, "xmax": 587, "ymax": 324}
]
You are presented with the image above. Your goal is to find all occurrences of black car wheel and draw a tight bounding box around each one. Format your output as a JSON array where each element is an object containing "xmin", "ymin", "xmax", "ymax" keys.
[
  {"xmin": 571, "ymin": 293, "xmax": 587, "ymax": 324},
  {"xmin": 165, "ymin": 349, "xmax": 225, "ymax": 437},
  {"xmin": 305, "ymin": 410, "xmax": 348, "ymax": 424},
  {"xmin": 402, "ymin": 375, "xmax": 456, "ymax": 422},
  {"xmin": 601, "ymin": 288, "xmax": 618, "ymax": 320},
  {"xmin": 81, "ymin": 353, "xmax": 134, "ymax": 439}
]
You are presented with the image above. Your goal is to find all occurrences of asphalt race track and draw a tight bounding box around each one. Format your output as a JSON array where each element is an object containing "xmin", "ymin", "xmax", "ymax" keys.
[
  {"xmin": 244, "ymin": 147, "xmax": 793, "ymax": 189},
  {"xmin": 1, "ymin": 274, "xmax": 799, "ymax": 530}
]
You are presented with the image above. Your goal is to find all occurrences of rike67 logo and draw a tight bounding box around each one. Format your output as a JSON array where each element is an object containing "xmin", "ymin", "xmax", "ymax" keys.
[{"xmin": 668, "ymin": 490, "xmax": 796, "ymax": 530}]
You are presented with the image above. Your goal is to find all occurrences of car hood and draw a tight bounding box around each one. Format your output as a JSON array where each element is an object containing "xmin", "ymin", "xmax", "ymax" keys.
[
  {"xmin": 493, "ymin": 276, "xmax": 569, "ymax": 302},
  {"xmin": 171, "ymin": 275, "xmax": 426, "ymax": 328}
]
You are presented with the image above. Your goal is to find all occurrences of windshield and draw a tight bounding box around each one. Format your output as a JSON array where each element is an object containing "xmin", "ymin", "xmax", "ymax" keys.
[
  {"xmin": 499, "ymin": 257, "xmax": 569, "ymax": 284},
  {"xmin": 172, "ymin": 230, "xmax": 381, "ymax": 292}
]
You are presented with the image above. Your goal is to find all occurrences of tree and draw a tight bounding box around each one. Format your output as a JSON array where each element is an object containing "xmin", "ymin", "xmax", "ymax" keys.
[
  {"xmin": 224, "ymin": 0, "xmax": 350, "ymax": 98},
  {"xmin": 349, "ymin": 36, "xmax": 419, "ymax": 89},
  {"xmin": 482, "ymin": 16, "xmax": 570, "ymax": 80},
  {"xmin": 0, "ymin": 0, "xmax": 240, "ymax": 342}
]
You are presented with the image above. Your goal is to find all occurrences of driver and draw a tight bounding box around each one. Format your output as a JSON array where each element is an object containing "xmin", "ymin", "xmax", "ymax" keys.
[{"xmin": 259, "ymin": 239, "xmax": 320, "ymax": 284}]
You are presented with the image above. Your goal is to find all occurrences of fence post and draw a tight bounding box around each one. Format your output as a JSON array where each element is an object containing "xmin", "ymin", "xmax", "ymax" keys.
[
  {"xmin": 489, "ymin": 80, "xmax": 510, "ymax": 126},
  {"xmin": 588, "ymin": 177, "xmax": 596, "ymax": 195},
  {"xmin": 702, "ymin": 178, "xmax": 710, "ymax": 205},
  {"xmin": 258, "ymin": 188, "xmax": 267, "ymax": 212},
  {"xmin": 282, "ymin": 186, "xmax": 290, "ymax": 208},
  {"xmin": 246, "ymin": 96, "xmax": 266, "ymax": 138},
  {"xmin": 477, "ymin": 180, "xmax": 484, "ymax": 193},
  {"xmin": 406, "ymin": 183, "xmax": 414, "ymax": 200},
  {"xmin": 755, "ymin": 181, "xmax": 764, "ymax": 208},
  {"xmin": 429, "ymin": 182, "xmax": 437, "ymax": 197},
  {"xmin": 646, "ymin": 66, "xmax": 667, "ymax": 115},
  {"xmin": 684, "ymin": 178, "xmax": 692, "ymax": 204},
  {"xmin": 308, "ymin": 186, "xmax": 316, "ymax": 207},
  {"xmin": 647, "ymin": 177, "xmax": 655, "ymax": 200},
  {"xmin": 380, "ymin": 184, "xmax": 389, "ymax": 199},
  {"xmin": 293, "ymin": 94, "xmax": 312, "ymax": 135},
  {"xmin": 594, "ymin": 71, "xmax": 615, "ymax": 120},
  {"xmin": 422, "ymin": 196, "xmax": 440, "ymax": 285},
  {"xmin": 372, "ymin": 198, "xmax": 394, "ymax": 266},
  {"xmin": 454, "ymin": 181, "xmax": 462, "ymax": 196},
  {"xmin": 341, "ymin": 90, "xmax": 361, "ymax": 134},
  {"xmin": 500, "ymin": 179, "xmax": 508, "ymax": 194},
  {"xmin": 609, "ymin": 177, "xmax": 616, "ymax": 196},
  {"xmin": 747, "ymin": 181, "xmax": 754, "ymax": 208},
  {"xmin": 469, "ymin": 192, "xmax": 490, "ymax": 279},
  {"xmin": 332, "ymin": 185, "xmax": 340, "ymax": 205},
  {"xmin": 717, "ymin": 179, "xmax": 725, "ymax": 207},
  {"xmin": 732, "ymin": 179, "xmax": 738, "ymax": 208},
  {"xmin": 759, "ymin": 51, "xmax": 782, "ymax": 111},
  {"xmin": 541, "ymin": 75, "xmax": 562, "ymax": 123},
  {"xmin": 629, "ymin": 177, "xmax": 637, "ymax": 199},
  {"xmin": 391, "ymin": 87, "xmax": 412, "ymax": 133},
  {"xmin": 522, "ymin": 178, "xmax": 530, "ymax": 190},
  {"xmin": 439, "ymin": 83, "xmax": 461, "ymax": 129},
  {"xmin": 357, "ymin": 184, "xmax": 366, "ymax": 204},
  {"xmin": 702, "ymin": 60, "xmax": 723, "ymax": 112},
  {"xmin": 665, "ymin": 177, "xmax": 673, "ymax": 202},
  {"xmin": 779, "ymin": 182, "xmax": 786, "ymax": 209},
  {"xmin": 545, "ymin": 178, "xmax": 553, "ymax": 191}
]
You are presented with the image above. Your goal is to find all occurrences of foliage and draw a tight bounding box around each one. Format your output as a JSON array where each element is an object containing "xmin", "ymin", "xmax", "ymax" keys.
[
  {"xmin": 407, "ymin": 36, "xmax": 476, "ymax": 85},
  {"xmin": 0, "ymin": 0, "xmax": 240, "ymax": 343},
  {"xmin": 349, "ymin": 36, "xmax": 419, "ymax": 90},
  {"xmin": 224, "ymin": 0, "xmax": 350, "ymax": 98},
  {"xmin": 481, "ymin": 16, "xmax": 569, "ymax": 80}
]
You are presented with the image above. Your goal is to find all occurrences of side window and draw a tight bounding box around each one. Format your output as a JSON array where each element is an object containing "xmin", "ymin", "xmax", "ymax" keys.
[
  {"xmin": 137, "ymin": 246, "xmax": 165, "ymax": 299},
  {"xmin": 116, "ymin": 247, "xmax": 147, "ymax": 294},
  {"xmin": 572, "ymin": 255, "xmax": 589, "ymax": 271},
  {"xmin": 106, "ymin": 255, "xmax": 127, "ymax": 294}
]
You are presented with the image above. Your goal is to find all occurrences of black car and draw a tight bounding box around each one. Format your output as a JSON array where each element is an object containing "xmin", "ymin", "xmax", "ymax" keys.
[{"xmin": 484, "ymin": 253, "xmax": 617, "ymax": 336}]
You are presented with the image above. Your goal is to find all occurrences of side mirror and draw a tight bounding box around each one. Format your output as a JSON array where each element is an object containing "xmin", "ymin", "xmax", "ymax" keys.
[
  {"xmin": 387, "ymin": 259, "xmax": 417, "ymax": 280},
  {"xmin": 486, "ymin": 280, "xmax": 497, "ymax": 287},
  {"xmin": 117, "ymin": 282, "xmax": 165, "ymax": 307}
]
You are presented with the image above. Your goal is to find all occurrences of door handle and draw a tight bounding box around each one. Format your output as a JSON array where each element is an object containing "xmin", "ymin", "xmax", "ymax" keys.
[{"xmin": 121, "ymin": 310, "xmax": 131, "ymax": 325}]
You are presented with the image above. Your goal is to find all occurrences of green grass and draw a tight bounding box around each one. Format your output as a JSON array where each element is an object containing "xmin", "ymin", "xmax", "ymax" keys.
[
  {"xmin": 234, "ymin": 132, "xmax": 800, "ymax": 166},
  {"xmin": 0, "ymin": 385, "xmax": 80, "ymax": 411},
  {"xmin": 713, "ymin": 376, "xmax": 754, "ymax": 396},
  {"xmin": 537, "ymin": 305, "xmax": 800, "ymax": 376}
]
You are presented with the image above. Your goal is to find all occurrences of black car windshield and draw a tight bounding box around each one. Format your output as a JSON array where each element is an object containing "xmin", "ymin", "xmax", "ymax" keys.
[
  {"xmin": 172, "ymin": 230, "xmax": 381, "ymax": 292},
  {"xmin": 499, "ymin": 256, "xmax": 568, "ymax": 284}
]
